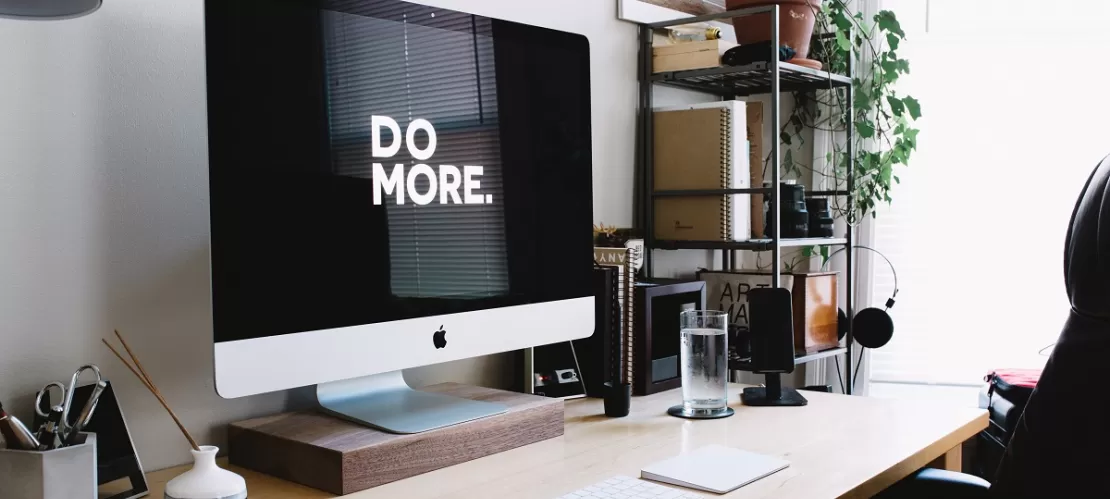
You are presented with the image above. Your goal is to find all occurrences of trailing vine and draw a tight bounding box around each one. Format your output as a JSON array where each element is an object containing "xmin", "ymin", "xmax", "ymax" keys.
[{"xmin": 775, "ymin": 1, "xmax": 920, "ymax": 226}]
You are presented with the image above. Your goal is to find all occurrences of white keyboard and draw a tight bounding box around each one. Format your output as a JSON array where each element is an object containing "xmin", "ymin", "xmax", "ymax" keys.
[{"xmin": 557, "ymin": 475, "xmax": 704, "ymax": 499}]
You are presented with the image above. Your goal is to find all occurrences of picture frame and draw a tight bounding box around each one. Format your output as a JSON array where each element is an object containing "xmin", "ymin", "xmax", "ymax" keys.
[{"xmin": 633, "ymin": 280, "xmax": 706, "ymax": 396}]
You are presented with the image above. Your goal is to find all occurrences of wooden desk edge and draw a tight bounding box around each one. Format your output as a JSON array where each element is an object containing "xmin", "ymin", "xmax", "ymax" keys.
[
  {"xmin": 131, "ymin": 397, "xmax": 990, "ymax": 499},
  {"xmin": 848, "ymin": 410, "xmax": 989, "ymax": 498}
]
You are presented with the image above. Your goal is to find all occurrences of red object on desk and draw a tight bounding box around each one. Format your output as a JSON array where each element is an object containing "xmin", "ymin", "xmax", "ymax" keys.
[{"xmin": 987, "ymin": 368, "xmax": 1041, "ymax": 390}]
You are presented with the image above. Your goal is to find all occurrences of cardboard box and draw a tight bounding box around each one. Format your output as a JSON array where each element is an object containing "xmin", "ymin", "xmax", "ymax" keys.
[
  {"xmin": 652, "ymin": 39, "xmax": 736, "ymax": 73},
  {"xmin": 746, "ymin": 102, "xmax": 766, "ymax": 238}
]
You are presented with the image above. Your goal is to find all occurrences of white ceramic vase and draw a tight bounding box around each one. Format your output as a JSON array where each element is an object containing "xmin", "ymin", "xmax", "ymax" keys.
[{"xmin": 164, "ymin": 446, "xmax": 247, "ymax": 499}]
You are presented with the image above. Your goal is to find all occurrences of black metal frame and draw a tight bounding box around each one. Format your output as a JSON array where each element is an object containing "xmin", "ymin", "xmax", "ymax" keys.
[{"xmin": 636, "ymin": 5, "xmax": 857, "ymax": 394}]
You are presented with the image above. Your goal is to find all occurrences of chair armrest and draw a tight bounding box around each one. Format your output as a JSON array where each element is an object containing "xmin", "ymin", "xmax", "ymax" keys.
[{"xmin": 876, "ymin": 468, "xmax": 991, "ymax": 499}]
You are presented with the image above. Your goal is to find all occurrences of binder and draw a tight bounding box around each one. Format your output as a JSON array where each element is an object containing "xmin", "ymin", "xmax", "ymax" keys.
[{"xmin": 653, "ymin": 102, "xmax": 752, "ymax": 241}]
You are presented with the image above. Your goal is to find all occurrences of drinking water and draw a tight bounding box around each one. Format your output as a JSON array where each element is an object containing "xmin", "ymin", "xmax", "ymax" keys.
[{"xmin": 681, "ymin": 327, "xmax": 729, "ymax": 410}]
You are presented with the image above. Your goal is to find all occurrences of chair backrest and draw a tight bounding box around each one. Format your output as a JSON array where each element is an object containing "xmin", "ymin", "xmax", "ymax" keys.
[{"xmin": 991, "ymin": 155, "xmax": 1110, "ymax": 497}]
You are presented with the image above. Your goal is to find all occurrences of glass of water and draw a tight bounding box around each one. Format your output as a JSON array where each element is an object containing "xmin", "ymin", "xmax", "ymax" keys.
[{"xmin": 669, "ymin": 310, "xmax": 733, "ymax": 419}]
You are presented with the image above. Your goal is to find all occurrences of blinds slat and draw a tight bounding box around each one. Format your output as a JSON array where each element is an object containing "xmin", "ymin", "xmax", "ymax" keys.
[{"xmin": 323, "ymin": 6, "xmax": 507, "ymax": 299}]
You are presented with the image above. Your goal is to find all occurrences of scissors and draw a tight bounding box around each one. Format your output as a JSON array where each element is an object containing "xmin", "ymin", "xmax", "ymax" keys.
[{"xmin": 34, "ymin": 364, "xmax": 102, "ymax": 434}]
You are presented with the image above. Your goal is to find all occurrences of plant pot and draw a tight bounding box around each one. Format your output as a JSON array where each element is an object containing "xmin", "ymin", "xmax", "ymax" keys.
[
  {"xmin": 164, "ymin": 446, "xmax": 247, "ymax": 499},
  {"xmin": 726, "ymin": 0, "xmax": 821, "ymax": 62}
]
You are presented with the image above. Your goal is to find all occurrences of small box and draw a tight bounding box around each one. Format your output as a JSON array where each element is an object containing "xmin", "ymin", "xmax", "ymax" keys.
[
  {"xmin": 652, "ymin": 40, "xmax": 736, "ymax": 73},
  {"xmin": 0, "ymin": 433, "xmax": 97, "ymax": 499}
]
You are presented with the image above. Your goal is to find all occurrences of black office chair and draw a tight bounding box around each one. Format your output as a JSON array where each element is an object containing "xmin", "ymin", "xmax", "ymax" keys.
[{"xmin": 880, "ymin": 155, "xmax": 1110, "ymax": 499}]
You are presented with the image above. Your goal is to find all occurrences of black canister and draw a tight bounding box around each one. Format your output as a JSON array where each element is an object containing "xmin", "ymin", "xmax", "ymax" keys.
[
  {"xmin": 765, "ymin": 181, "xmax": 809, "ymax": 238},
  {"xmin": 806, "ymin": 197, "xmax": 835, "ymax": 238}
]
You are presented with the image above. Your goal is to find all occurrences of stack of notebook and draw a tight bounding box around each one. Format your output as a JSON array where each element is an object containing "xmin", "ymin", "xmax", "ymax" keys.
[{"xmin": 653, "ymin": 101, "xmax": 754, "ymax": 242}]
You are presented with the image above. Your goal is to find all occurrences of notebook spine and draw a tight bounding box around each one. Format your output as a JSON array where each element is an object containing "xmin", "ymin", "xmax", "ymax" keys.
[{"xmin": 720, "ymin": 108, "xmax": 732, "ymax": 241}]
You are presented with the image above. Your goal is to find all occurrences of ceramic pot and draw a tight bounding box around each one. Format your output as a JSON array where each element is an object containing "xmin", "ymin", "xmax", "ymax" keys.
[
  {"xmin": 164, "ymin": 446, "xmax": 247, "ymax": 499},
  {"xmin": 726, "ymin": 0, "xmax": 821, "ymax": 61}
]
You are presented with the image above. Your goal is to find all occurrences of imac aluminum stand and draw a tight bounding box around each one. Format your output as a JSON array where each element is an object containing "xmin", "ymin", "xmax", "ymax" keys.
[{"xmin": 316, "ymin": 371, "xmax": 508, "ymax": 434}]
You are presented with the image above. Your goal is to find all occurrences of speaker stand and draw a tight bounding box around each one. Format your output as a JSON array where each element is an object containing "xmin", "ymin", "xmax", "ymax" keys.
[{"xmin": 741, "ymin": 373, "xmax": 808, "ymax": 407}]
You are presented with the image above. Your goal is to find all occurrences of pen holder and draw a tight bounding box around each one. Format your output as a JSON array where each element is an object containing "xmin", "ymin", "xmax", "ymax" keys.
[
  {"xmin": 603, "ymin": 382, "xmax": 631, "ymax": 418},
  {"xmin": 0, "ymin": 433, "xmax": 97, "ymax": 499}
]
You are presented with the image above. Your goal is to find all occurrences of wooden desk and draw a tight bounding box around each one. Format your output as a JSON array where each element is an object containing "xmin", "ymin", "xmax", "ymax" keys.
[{"xmin": 138, "ymin": 385, "xmax": 987, "ymax": 498}]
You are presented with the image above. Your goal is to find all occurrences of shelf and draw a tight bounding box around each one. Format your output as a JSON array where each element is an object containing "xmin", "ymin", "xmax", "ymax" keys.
[
  {"xmin": 654, "ymin": 188, "xmax": 768, "ymax": 197},
  {"xmin": 652, "ymin": 189, "xmax": 849, "ymax": 198},
  {"xmin": 794, "ymin": 347, "xmax": 848, "ymax": 364},
  {"xmin": 729, "ymin": 347, "xmax": 847, "ymax": 371},
  {"xmin": 651, "ymin": 61, "xmax": 852, "ymax": 97},
  {"xmin": 652, "ymin": 237, "xmax": 848, "ymax": 251}
]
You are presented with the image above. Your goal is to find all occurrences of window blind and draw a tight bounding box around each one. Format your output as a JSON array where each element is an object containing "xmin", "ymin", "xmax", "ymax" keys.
[
  {"xmin": 867, "ymin": 0, "xmax": 1110, "ymax": 386},
  {"xmin": 321, "ymin": 3, "xmax": 509, "ymax": 299}
]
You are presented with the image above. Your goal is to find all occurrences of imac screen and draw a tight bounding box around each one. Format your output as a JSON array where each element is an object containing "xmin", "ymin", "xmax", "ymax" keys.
[{"xmin": 206, "ymin": 0, "xmax": 593, "ymax": 342}]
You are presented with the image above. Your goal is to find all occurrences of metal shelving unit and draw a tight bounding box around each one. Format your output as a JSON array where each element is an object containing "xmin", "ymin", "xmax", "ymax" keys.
[{"xmin": 635, "ymin": 6, "xmax": 858, "ymax": 394}]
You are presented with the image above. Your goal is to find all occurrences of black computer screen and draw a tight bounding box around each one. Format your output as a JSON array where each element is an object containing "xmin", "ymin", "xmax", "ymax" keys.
[{"xmin": 205, "ymin": 0, "xmax": 594, "ymax": 342}]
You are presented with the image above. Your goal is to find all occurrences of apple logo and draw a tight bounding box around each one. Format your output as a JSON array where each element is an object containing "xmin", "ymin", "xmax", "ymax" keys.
[{"xmin": 432, "ymin": 325, "xmax": 447, "ymax": 349}]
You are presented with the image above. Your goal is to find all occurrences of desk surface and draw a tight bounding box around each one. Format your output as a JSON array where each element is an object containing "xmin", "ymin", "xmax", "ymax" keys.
[{"xmin": 138, "ymin": 385, "xmax": 986, "ymax": 499}]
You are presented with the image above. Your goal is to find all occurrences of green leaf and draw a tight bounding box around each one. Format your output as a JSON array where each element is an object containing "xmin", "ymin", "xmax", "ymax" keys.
[
  {"xmin": 876, "ymin": 10, "xmax": 905, "ymax": 37},
  {"xmin": 887, "ymin": 96, "xmax": 905, "ymax": 116},
  {"xmin": 891, "ymin": 146, "xmax": 906, "ymax": 164},
  {"xmin": 833, "ymin": 13, "xmax": 852, "ymax": 32},
  {"xmin": 897, "ymin": 59, "xmax": 911, "ymax": 74},
  {"xmin": 781, "ymin": 131, "xmax": 793, "ymax": 146},
  {"xmin": 894, "ymin": 175, "xmax": 901, "ymax": 184},
  {"xmin": 820, "ymin": 245, "xmax": 830, "ymax": 264},
  {"xmin": 886, "ymin": 32, "xmax": 900, "ymax": 51},
  {"xmin": 904, "ymin": 127, "xmax": 920, "ymax": 143},
  {"xmin": 857, "ymin": 121, "xmax": 875, "ymax": 138},
  {"xmin": 854, "ymin": 86, "xmax": 871, "ymax": 112},
  {"xmin": 881, "ymin": 60, "xmax": 898, "ymax": 76},
  {"xmin": 903, "ymin": 96, "xmax": 922, "ymax": 119},
  {"xmin": 835, "ymin": 30, "xmax": 852, "ymax": 51},
  {"xmin": 783, "ymin": 149, "xmax": 794, "ymax": 171},
  {"xmin": 802, "ymin": 246, "xmax": 815, "ymax": 258}
]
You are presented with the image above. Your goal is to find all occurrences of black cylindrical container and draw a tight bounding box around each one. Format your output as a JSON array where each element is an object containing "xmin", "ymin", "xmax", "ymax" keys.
[
  {"xmin": 765, "ymin": 181, "xmax": 809, "ymax": 238},
  {"xmin": 806, "ymin": 198, "xmax": 835, "ymax": 238},
  {"xmin": 603, "ymin": 382, "xmax": 631, "ymax": 417}
]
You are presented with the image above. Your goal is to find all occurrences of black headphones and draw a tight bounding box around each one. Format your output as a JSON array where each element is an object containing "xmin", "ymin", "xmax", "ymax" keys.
[{"xmin": 821, "ymin": 246, "xmax": 899, "ymax": 349}]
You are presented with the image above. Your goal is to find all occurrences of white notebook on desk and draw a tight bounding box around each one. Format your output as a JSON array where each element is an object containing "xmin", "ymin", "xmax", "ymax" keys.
[{"xmin": 640, "ymin": 445, "xmax": 790, "ymax": 494}]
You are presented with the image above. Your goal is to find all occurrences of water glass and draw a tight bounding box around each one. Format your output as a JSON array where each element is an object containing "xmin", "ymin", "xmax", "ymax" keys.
[{"xmin": 670, "ymin": 310, "xmax": 732, "ymax": 419}]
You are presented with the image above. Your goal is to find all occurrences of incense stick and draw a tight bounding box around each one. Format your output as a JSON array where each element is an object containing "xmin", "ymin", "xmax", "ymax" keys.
[{"xmin": 103, "ymin": 333, "xmax": 200, "ymax": 451}]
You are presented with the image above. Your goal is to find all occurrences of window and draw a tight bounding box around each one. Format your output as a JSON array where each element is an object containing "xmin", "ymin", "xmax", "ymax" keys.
[
  {"xmin": 868, "ymin": 0, "xmax": 1110, "ymax": 388},
  {"xmin": 322, "ymin": 4, "xmax": 509, "ymax": 299}
]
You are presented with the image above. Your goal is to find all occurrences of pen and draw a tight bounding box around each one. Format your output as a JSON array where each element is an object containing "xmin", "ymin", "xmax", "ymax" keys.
[{"xmin": 64, "ymin": 380, "xmax": 107, "ymax": 446}]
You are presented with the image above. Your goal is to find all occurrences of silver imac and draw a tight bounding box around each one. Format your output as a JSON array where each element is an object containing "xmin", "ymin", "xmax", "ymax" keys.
[{"xmin": 205, "ymin": 0, "xmax": 594, "ymax": 434}]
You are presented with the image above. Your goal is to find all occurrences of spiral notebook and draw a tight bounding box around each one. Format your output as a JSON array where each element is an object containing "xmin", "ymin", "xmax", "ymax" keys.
[{"xmin": 653, "ymin": 102, "xmax": 751, "ymax": 242}]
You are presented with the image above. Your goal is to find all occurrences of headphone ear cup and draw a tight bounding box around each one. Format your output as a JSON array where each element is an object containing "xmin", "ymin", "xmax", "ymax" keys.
[
  {"xmin": 837, "ymin": 308, "xmax": 848, "ymax": 341},
  {"xmin": 854, "ymin": 307, "xmax": 894, "ymax": 349}
]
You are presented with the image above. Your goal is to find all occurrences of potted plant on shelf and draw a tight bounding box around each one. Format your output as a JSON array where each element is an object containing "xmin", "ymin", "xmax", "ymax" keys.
[{"xmin": 726, "ymin": 0, "xmax": 824, "ymax": 68}]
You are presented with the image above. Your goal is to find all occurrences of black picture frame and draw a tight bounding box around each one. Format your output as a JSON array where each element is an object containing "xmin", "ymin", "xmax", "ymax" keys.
[{"xmin": 633, "ymin": 280, "xmax": 707, "ymax": 396}]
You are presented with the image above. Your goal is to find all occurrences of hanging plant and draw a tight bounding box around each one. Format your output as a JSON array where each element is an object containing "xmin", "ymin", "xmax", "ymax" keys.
[{"xmin": 778, "ymin": 0, "xmax": 920, "ymax": 223}]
